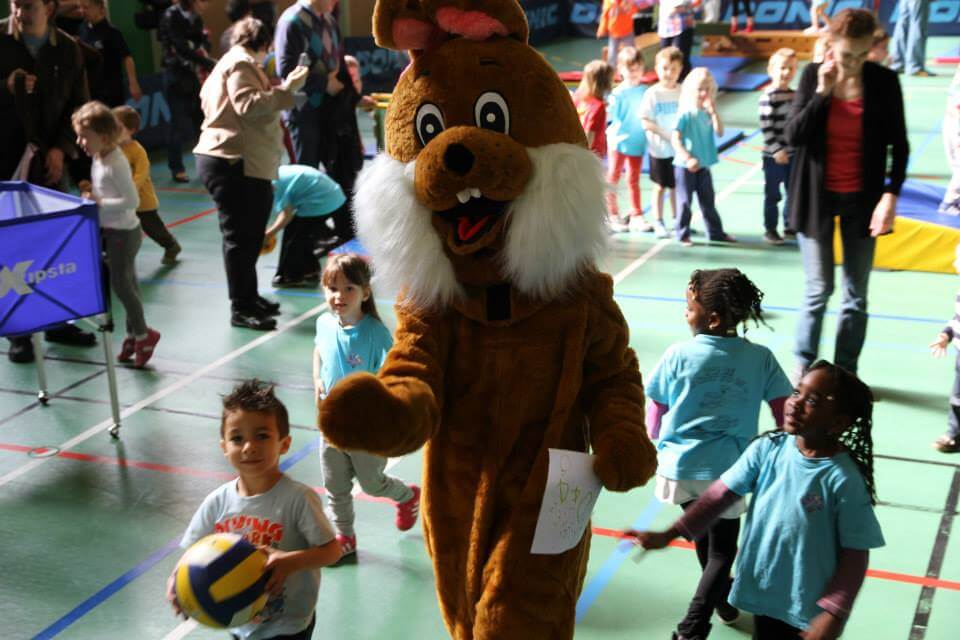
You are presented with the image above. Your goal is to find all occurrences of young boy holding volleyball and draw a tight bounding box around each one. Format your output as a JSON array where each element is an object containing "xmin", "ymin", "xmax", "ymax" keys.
[{"xmin": 167, "ymin": 380, "xmax": 341, "ymax": 639}]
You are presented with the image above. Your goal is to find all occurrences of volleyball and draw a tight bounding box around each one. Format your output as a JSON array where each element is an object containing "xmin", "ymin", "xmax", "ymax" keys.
[{"xmin": 174, "ymin": 533, "xmax": 269, "ymax": 628}]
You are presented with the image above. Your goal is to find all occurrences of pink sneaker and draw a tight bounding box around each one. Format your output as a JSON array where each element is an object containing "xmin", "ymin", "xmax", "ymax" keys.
[
  {"xmin": 117, "ymin": 336, "xmax": 135, "ymax": 363},
  {"xmin": 133, "ymin": 329, "xmax": 161, "ymax": 369},
  {"xmin": 336, "ymin": 533, "xmax": 357, "ymax": 556},
  {"xmin": 395, "ymin": 484, "xmax": 421, "ymax": 531}
]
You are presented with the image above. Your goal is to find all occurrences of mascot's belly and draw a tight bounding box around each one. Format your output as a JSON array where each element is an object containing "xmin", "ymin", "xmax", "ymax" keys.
[{"xmin": 422, "ymin": 301, "xmax": 593, "ymax": 640}]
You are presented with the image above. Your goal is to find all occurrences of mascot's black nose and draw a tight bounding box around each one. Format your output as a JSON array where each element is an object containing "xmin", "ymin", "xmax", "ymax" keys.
[{"xmin": 443, "ymin": 143, "xmax": 475, "ymax": 176}]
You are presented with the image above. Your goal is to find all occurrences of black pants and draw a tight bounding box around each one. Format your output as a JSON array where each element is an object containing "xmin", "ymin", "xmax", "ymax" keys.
[
  {"xmin": 676, "ymin": 502, "xmax": 740, "ymax": 639},
  {"xmin": 232, "ymin": 614, "xmax": 315, "ymax": 640},
  {"xmin": 196, "ymin": 154, "xmax": 273, "ymax": 313},
  {"xmin": 660, "ymin": 28, "xmax": 695, "ymax": 79},
  {"xmin": 137, "ymin": 210, "xmax": 179, "ymax": 251},
  {"xmin": 164, "ymin": 73, "xmax": 201, "ymax": 174},
  {"xmin": 732, "ymin": 0, "xmax": 753, "ymax": 16},
  {"xmin": 753, "ymin": 615, "xmax": 802, "ymax": 639}
]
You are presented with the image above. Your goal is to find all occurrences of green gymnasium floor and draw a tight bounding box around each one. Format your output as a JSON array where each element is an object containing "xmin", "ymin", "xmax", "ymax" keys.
[{"xmin": 1, "ymin": 36, "xmax": 959, "ymax": 640}]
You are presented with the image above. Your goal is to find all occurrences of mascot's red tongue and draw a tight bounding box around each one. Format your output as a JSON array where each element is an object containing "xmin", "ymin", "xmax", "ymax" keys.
[{"xmin": 458, "ymin": 215, "xmax": 491, "ymax": 241}]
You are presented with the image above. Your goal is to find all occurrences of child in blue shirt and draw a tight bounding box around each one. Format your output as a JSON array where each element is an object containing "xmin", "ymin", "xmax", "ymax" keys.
[
  {"xmin": 634, "ymin": 362, "xmax": 884, "ymax": 640},
  {"xmin": 646, "ymin": 268, "xmax": 792, "ymax": 640},
  {"xmin": 671, "ymin": 67, "xmax": 734, "ymax": 246},
  {"xmin": 169, "ymin": 380, "xmax": 342, "ymax": 640},
  {"xmin": 267, "ymin": 164, "xmax": 349, "ymax": 288},
  {"xmin": 606, "ymin": 46, "xmax": 651, "ymax": 233},
  {"xmin": 314, "ymin": 254, "xmax": 420, "ymax": 556}
]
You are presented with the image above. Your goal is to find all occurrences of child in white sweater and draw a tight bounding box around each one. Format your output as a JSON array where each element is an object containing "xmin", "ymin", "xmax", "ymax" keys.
[{"xmin": 73, "ymin": 101, "xmax": 160, "ymax": 368}]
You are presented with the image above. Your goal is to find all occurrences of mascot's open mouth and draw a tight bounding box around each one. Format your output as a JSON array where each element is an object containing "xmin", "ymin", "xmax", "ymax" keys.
[{"xmin": 435, "ymin": 193, "xmax": 511, "ymax": 246}]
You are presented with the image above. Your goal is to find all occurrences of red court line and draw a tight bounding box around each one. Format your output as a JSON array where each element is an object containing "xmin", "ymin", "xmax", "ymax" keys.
[
  {"xmin": 0, "ymin": 443, "xmax": 232, "ymax": 480},
  {"xmin": 720, "ymin": 155, "xmax": 757, "ymax": 166},
  {"xmin": 590, "ymin": 527, "xmax": 960, "ymax": 591},
  {"xmin": 3, "ymin": 440, "xmax": 956, "ymax": 592},
  {"xmin": 166, "ymin": 207, "xmax": 217, "ymax": 229},
  {"xmin": 156, "ymin": 186, "xmax": 208, "ymax": 195}
]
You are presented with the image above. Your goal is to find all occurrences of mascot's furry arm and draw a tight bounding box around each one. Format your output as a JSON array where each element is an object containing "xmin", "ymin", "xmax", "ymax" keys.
[
  {"xmin": 583, "ymin": 273, "xmax": 658, "ymax": 492},
  {"xmin": 319, "ymin": 305, "xmax": 449, "ymax": 457}
]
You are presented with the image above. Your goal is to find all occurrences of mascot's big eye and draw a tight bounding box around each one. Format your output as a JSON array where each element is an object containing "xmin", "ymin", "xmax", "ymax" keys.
[
  {"xmin": 474, "ymin": 92, "xmax": 509, "ymax": 135},
  {"xmin": 415, "ymin": 103, "xmax": 445, "ymax": 147}
]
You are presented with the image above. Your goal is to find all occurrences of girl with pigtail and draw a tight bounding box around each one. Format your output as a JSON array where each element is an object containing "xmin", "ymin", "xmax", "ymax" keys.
[
  {"xmin": 644, "ymin": 268, "xmax": 793, "ymax": 640},
  {"xmin": 634, "ymin": 361, "xmax": 883, "ymax": 640}
]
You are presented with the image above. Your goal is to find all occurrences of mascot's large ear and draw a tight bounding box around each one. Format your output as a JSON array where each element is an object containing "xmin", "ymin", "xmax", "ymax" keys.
[
  {"xmin": 423, "ymin": 0, "xmax": 529, "ymax": 43},
  {"xmin": 373, "ymin": 0, "xmax": 529, "ymax": 52},
  {"xmin": 373, "ymin": 0, "xmax": 447, "ymax": 51}
]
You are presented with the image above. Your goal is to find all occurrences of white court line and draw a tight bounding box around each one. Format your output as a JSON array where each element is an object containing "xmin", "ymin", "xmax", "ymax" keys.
[
  {"xmin": 162, "ymin": 619, "xmax": 198, "ymax": 640},
  {"xmin": 161, "ymin": 162, "xmax": 765, "ymax": 640},
  {"xmin": 0, "ymin": 303, "xmax": 328, "ymax": 489},
  {"xmin": 612, "ymin": 160, "xmax": 763, "ymax": 286}
]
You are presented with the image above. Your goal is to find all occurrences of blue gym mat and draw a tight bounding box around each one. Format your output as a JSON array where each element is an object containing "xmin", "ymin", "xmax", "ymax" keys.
[
  {"xmin": 716, "ymin": 128, "xmax": 746, "ymax": 151},
  {"xmin": 897, "ymin": 179, "xmax": 956, "ymax": 226},
  {"xmin": 715, "ymin": 71, "xmax": 769, "ymax": 91},
  {"xmin": 690, "ymin": 56, "xmax": 751, "ymax": 74}
]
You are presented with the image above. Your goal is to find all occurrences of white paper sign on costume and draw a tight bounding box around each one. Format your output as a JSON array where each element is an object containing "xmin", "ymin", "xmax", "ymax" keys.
[{"xmin": 530, "ymin": 448, "xmax": 602, "ymax": 555}]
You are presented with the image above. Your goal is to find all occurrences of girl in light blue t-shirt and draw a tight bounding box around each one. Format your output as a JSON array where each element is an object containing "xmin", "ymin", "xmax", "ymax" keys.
[
  {"xmin": 671, "ymin": 67, "xmax": 734, "ymax": 246},
  {"xmin": 634, "ymin": 362, "xmax": 883, "ymax": 640},
  {"xmin": 313, "ymin": 254, "xmax": 420, "ymax": 557},
  {"xmin": 646, "ymin": 268, "xmax": 792, "ymax": 640}
]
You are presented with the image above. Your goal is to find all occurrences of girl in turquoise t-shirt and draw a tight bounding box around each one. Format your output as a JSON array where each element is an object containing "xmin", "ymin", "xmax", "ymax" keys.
[
  {"xmin": 671, "ymin": 67, "xmax": 734, "ymax": 246},
  {"xmin": 313, "ymin": 254, "xmax": 420, "ymax": 557},
  {"xmin": 645, "ymin": 268, "xmax": 792, "ymax": 640},
  {"xmin": 634, "ymin": 362, "xmax": 883, "ymax": 640}
]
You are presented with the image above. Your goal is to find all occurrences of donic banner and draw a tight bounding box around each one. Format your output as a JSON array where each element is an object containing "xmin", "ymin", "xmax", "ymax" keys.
[
  {"xmin": 565, "ymin": 0, "xmax": 958, "ymax": 37},
  {"xmin": 0, "ymin": 182, "xmax": 106, "ymax": 337}
]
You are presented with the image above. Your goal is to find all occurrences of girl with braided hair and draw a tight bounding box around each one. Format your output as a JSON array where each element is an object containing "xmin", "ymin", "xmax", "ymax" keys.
[
  {"xmin": 632, "ymin": 361, "xmax": 883, "ymax": 640},
  {"xmin": 644, "ymin": 268, "xmax": 792, "ymax": 640}
]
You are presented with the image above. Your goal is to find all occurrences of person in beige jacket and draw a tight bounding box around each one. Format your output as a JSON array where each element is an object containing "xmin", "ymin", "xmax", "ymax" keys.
[{"xmin": 194, "ymin": 16, "xmax": 308, "ymax": 330}]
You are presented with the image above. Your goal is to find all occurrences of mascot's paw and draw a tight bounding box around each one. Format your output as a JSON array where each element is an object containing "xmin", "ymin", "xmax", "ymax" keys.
[
  {"xmin": 320, "ymin": 373, "xmax": 405, "ymax": 454},
  {"xmin": 593, "ymin": 432, "xmax": 658, "ymax": 492}
]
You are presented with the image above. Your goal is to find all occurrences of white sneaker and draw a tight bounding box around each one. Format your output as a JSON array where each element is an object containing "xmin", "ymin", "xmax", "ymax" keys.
[
  {"xmin": 653, "ymin": 220, "xmax": 669, "ymax": 238},
  {"xmin": 607, "ymin": 215, "xmax": 629, "ymax": 233},
  {"xmin": 628, "ymin": 215, "xmax": 654, "ymax": 232}
]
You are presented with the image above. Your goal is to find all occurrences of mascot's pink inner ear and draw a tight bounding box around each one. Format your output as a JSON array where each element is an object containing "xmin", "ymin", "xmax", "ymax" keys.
[
  {"xmin": 392, "ymin": 17, "xmax": 440, "ymax": 50},
  {"xmin": 435, "ymin": 7, "xmax": 509, "ymax": 40}
]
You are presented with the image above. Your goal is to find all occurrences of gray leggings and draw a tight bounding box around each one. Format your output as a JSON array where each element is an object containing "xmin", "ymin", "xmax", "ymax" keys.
[
  {"xmin": 321, "ymin": 441, "xmax": 413, "ymax": 537},
  {"xmin": 102, "ymin": 227, "xmax": 148, "ymax": 337}
]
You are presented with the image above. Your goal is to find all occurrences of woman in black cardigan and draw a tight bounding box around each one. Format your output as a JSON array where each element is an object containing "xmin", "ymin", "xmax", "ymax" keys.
[{"xmin": 785, "ymin": 8, "xmax": 908, "ymax": 377}]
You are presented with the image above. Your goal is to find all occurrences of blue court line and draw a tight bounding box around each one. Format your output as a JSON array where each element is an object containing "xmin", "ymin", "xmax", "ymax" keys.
[
  {"xmin": 31, "ymin": 437, "xmax": 321, "ymax": 639},
  {"xmin": 575, "ymin": 498, "xmax": 664, "ymax": 621},
  {"xmin": 614, "ymin": 292, "xmax": 945, "ymax": 326},
  {"xmin": 907, "ymin": 115, "xmax": 944, "ymax": 173}
]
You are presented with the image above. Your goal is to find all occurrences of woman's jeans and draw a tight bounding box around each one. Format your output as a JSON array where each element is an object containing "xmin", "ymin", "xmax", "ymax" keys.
[{"xmin": 795, "ymin": 192, "xmax": 876, "ymax": 374}]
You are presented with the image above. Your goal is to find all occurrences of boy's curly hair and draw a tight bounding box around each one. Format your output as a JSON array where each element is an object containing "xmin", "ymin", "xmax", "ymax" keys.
[{"xmin": 221, "ymin": 379, "xmax": 290, "ymax": 438}]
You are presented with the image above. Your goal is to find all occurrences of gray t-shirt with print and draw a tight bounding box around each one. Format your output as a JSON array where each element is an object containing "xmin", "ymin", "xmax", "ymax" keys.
[{"xmin": 181, "ymin": 474, "xmax": 336, "ymax": 639}]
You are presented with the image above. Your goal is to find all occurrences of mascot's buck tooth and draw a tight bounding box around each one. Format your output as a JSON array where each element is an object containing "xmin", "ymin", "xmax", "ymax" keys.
[{"xmin": 319, "ymin": 1, "xmax": 658, "ymax": 637}]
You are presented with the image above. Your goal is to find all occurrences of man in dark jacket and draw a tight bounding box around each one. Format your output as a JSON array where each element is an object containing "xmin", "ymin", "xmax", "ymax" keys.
[
  {"xmin": 157, "ymin": 0, "xmax": 215, "ymax": 182},
  {"xmin": 1, "ymin": 0, "xmax": 97, "ymax": 362}
]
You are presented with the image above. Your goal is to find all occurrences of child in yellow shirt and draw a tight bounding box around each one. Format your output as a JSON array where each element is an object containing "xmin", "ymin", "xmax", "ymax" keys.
[{"xmin": 112, "ymin": 106, "xmax": 182, "ymax": 265}]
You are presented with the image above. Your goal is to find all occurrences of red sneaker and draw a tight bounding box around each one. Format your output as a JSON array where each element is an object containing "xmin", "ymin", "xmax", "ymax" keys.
[
  {"xmin": 395, "ymin": 484, "xmax": 421, "ymax": 531},
  {"xmin": 745, "ymin": 17, "xmax": 755, "ymax": 33},
  {"xmin": 336, "ymin": 533, "xmax": 357, "ymax": 556},
  {"xmin": 133, "ymin": 329, "xmax": 161, "ymax": 369},
  {"xmin": 730, "ymin": 18, "xmax": 739, "ymax": 34},
  {"xmin": 117, "ymin": 336, "xmax": 135, "ymax": 363}
]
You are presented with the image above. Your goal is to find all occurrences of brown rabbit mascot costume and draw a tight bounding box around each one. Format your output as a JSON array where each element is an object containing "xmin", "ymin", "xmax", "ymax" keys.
[{"xmin": 319, "ymin": 1, "xmax": 657, "ymax": 637}]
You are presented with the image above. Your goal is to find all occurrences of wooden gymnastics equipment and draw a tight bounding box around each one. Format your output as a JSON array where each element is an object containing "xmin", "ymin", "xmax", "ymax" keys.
[{"xmin": 697, "ymin": 23, "xmax": 819, "ymax": 60}]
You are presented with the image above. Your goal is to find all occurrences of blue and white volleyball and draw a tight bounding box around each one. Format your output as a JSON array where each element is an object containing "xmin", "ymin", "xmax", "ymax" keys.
[{"xmin": 174, "ymin": 533, "xmax": 269, "ymax": 628}]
